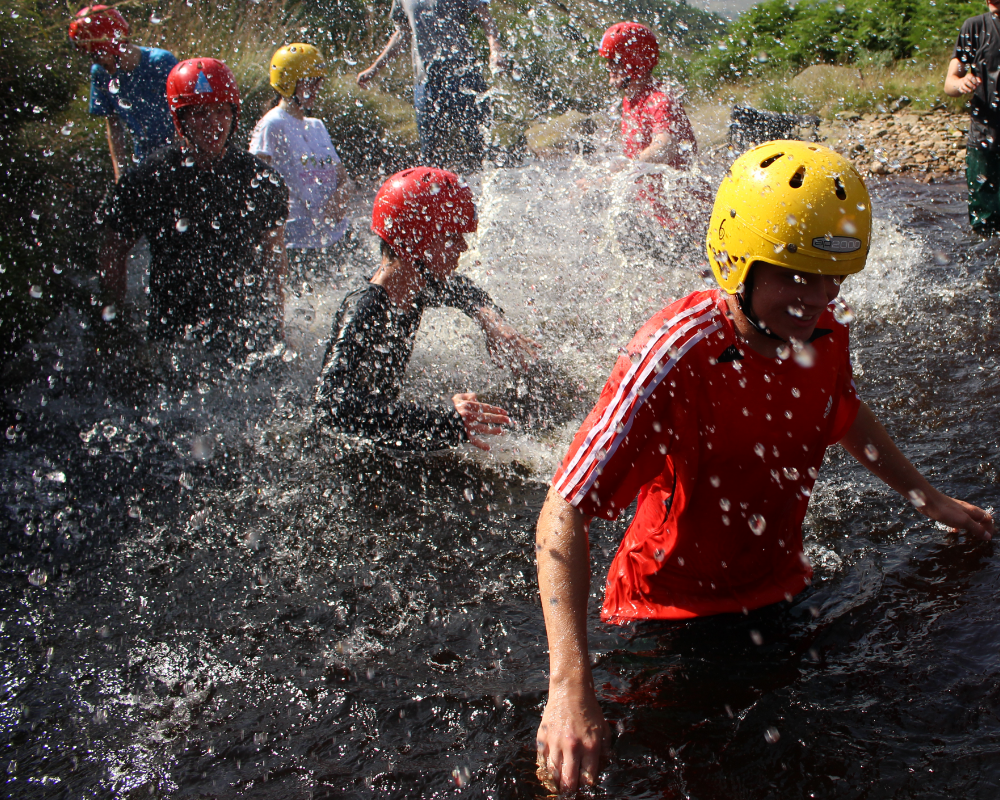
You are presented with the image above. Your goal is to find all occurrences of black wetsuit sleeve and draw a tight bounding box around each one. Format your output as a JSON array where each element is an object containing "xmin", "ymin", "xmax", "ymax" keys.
[
  {"xmin": 421, "ymin": 274, "xmax": 504, "ymax": 317},
  {"xmin": 317, "ymin": 391, "xmax": 468, "ymax": 451},
  {"xmin": 315, "ymin": 286, "xmax": 468, "ymax": 451}
]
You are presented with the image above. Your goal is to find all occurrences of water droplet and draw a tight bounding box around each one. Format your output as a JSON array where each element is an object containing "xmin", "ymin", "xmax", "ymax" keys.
[
  {"xmin": 786, "ymin": 213, "xmax": 798, "ymax": 226},
  {"xmin": 179, "ymin": 472, "xmax": 194, "ymax": 490},
  {"xmin": 776, "ymin": 343, "xmax": 791, "ymax": 361},
  {"xmin": 864, "ymin": 444, "xmax": 879, "ymax": 461},
  {"xmin": 150, "ymin": 12, "xmax": 162, "ymax": 23},
  {"xmin": 60, "ymin": 122, "xmax": 74, "ymax": 136},
  {"xmin": 750, "ymin": 629, "xmax": 763, "ymax": 645},
  {"xmin": 653, "ymin": 548, "xmax": 666, "ymax": 562},
  {"xmin": 786, "ymin": 305, "xmax": 805, "ymax": 318},
  {"xmin": 211, "ymin": 219, "xmax": 221, "ymax": 230},
  {"xmin": 101, "ymin": 305, "xmax": 116, "ymax": 322},
  {"xmin": 783, "ymin": 467, "xmax": 799, "ymax": 480},
  {"xmin": 463, "ymin": 488, "xmax": 474, "ymax": 502},
  {"xmin": 976, "ymin": 173, "xmax": 988, "ymax": 185},
  {"xmin": 754, "ymin": 443, "xmax": 766, "ymax": 458},
  {"xmin": 719, "ymin": 497, "xmax": 731, "ymax": 511},
  {"xmin": 807, "ymin": 467, "xmax": 819, "ymax": 479},
  {"xmin": 764, "ymin": 726, "xmax": 780, "ymax": 743},
  {"xmin": 841, "ymin": 219, "xmax": 857, "ymax": 235},
  {"xmin": 28, "ymin": 569, "xmax": 48, "ymax": 587},
  {"xmin": 792, "ymin": 342, "xmax": 816, "ymax": 368},
  {"xmin": 29, "ymin": 285, "xmax": 42, "ymax": 299},
  {"xmin": 749, "ymin": 514, "xmax": 766, "ymax": 535},
  {"xmin": 710, "ymin": 475, "xmax": 721, "ymax": 488},
  {"xmin": 183, "ymin": 156, "xmax": 195, "ymax": 167},
  {"xmin": 832, "ymin": 297, "xmax": 855, "ymax": 324},
  {"xmin": 175, "ymin": 218, "xmax": 189, "ymax": 232},
  {"xmin": 908, "ymin": 489, "xmax": 927, "ymax": 508},
  {"xmin": 856, "ymin": 202, "xmax": 867, "ymax": 211},
  {"xmin": 118, "ymin": 98, "xmax": 132, "ymax": 110},
  {"xmin": 108, "ymin": 78, "xmax": 120, "ymax": 95}
]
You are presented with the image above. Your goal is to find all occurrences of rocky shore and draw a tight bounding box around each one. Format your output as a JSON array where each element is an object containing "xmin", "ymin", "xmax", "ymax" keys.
[{"xmin": 821, "ymin": 108, "xmax": 969, "ymax": 182}]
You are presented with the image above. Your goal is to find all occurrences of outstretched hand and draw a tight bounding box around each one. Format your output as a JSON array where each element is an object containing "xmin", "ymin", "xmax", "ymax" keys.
[
  {"xmin": 452, "ymin": 392, "xmax": 510, "ymax": 451},
  {"xmin": 918, "ymin": 488, "xmax": 994, "ymax": 541},
  {"xmin": 536, "ymin": 683, "xmax": 611, "ymax": 794}
]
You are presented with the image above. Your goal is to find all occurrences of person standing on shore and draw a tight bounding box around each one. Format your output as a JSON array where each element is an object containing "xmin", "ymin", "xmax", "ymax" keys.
[
  {"xmin": 356, "ymin": 0, "xmax": 508, "ymax": 171},
  {"xmin": 945, "ymin": 0, "xmax": 1000, "ymax": 235},
  {"xmin": 533, "ymin": 141, "xmax": 995, "ymax": 793},
  {"xmin": 250, "ymin": 44, "xmax": 354, "ymax": 277},
  {"xmin": 68, "ymin": 5, "xmax": 177, "ymax": 181}
]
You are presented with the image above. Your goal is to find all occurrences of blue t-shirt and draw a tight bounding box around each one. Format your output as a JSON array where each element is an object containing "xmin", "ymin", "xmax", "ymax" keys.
[{"xmin": 89, "ymin": 46, "xmax": 177, "ymax": 161}]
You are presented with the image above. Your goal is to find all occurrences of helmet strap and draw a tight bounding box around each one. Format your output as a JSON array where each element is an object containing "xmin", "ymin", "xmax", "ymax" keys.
[{"xmin": 736, "ymin": 267, "xmax": 786, "ymax": 342}]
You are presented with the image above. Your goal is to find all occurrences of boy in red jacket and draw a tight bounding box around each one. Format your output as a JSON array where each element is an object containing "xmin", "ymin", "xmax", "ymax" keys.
[{"xmin": 534, "ymin": 141, "xmax": 995, "ymax": 793}]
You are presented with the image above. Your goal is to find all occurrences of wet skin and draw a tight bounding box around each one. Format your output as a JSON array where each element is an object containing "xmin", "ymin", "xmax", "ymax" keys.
[
  {"xmin": 178, "ymin": 104, "xmax": 233, "ymax": 163},
  {"xmin": 733, "ymin": 262, "xmax": 843, "ymax": 356}
]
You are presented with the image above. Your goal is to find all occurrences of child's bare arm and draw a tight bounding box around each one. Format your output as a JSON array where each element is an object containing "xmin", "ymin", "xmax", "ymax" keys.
[
  {"xmin": 535, "ymin": 488, "xmax": 610, "ymax": 794},
  {"xmin": 840, "ymin": 402, "xmax": 995, "ymax": 539}
]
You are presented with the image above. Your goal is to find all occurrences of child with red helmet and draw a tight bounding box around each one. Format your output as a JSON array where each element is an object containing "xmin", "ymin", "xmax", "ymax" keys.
[
  {"xmin": 97, "ymin": 58, "xmax": 290, "ymax": 350},
  {"xmin": 533, "ymin": 142, "xmax": 994, "ymax": 793},
  {"xmin": 68, "ymin": 5, "xmax": 177, "ymax": 180},
  {"xmin": 599, "ymin": 22, "xmax": 696, "ymax": 169},
  {"xmin": 315, "ymin": 167, "xmax": 539, "ymax": 451}
]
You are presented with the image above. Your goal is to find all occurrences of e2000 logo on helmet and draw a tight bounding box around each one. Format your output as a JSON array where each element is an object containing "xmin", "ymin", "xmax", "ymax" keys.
[{"xmin": 811, "ymin": 236, "xmax": 861, "ymax": 253}]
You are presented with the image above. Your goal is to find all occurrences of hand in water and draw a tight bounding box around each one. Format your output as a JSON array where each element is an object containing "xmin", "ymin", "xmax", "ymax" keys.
[
  {"xmin": 452, "ymin": 392, "xmax": 510, "ymax": 451},
  {"xmin": 536, "ymin": 684, "xmax": 610, "ymax": 794},
  {"xmin": 918, "ymin": 488, "xmax": 995, "ymax": 540}
]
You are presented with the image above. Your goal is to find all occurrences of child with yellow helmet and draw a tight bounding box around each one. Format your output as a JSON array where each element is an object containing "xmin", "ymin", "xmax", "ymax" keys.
[
  {"xmin": 532, "ymin": 141, "xmax": 995, "ymax": 794},
  {"xmin": 250, "ymin": 44, "xmax": 354, "ymax": 269}
]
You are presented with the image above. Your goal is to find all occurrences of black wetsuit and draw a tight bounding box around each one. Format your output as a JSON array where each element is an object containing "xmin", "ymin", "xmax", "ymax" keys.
[
  {"xmin": 99, "ymin": 144, "xmax": 289, "ymax": 344},
  {"xmin": 315, "ymin": 275, "xmax": 500, "ymax": 450}
]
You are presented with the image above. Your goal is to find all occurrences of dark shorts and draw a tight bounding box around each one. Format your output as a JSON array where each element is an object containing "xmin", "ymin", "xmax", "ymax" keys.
[
  {"xmin": 414, "ymin": 65, "xmax": 489, "ymax": 172},
  {"xmin": 966, "ymin": 146, "xmax": 1000, "ymax": 236}
]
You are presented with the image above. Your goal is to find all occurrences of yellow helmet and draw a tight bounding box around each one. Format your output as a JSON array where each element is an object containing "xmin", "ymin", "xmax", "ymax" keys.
[
  {"xmin": 269, "ymin": 43, "xmax": 327, "ymax": 99},
  {"xmin": 707, "ymin": 140, "xmax": 872, "ymax": 294}
]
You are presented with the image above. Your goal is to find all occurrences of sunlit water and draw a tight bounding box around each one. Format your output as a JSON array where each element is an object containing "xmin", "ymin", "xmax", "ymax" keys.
[{"xmin": 2, "ymin": 150, "xmax": 999, "ymax": 798}]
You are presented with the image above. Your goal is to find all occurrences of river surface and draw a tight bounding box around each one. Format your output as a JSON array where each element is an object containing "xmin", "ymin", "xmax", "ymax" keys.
[{"xmin": 2, "ymin": 156, "xmax": 999, "ymax": 799}]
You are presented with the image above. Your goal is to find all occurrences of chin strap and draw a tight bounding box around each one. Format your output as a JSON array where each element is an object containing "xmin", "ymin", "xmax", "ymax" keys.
[{"xmin": 736, "ymin": 271, "xmax": 786, "ymax": 342}]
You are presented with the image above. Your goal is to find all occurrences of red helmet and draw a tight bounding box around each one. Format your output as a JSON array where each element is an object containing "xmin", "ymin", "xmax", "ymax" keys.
[
  {"xmin": 166, "ymin": 58, "xmax": 241, "ymax": 135},
  {"xmin": 599, "ymin": 22, "xmax": 659, "ymax": 80},
  {"xmin": 371, "ymin": 168, "xmax": 477, "ymax": 268},
  {"xmin": 68, "ymin": 5, "xmax": 130, "ymax": 57}
]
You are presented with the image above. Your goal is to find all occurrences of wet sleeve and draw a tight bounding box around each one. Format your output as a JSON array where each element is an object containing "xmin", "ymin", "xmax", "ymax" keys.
[
  {"xmin": 88, "ymin": 65, "xmax": 113, "ymax": 117},
  {"xmin": 649, "ymin": 94, "xmax": 694, "ymax": 141},
  {"xmin": 256, "ymin": 164, "xmax": 290, "ymax": 229},
  {"xmin": 425, "ymin": 274, "xmax": 503, "ymax": 317},
  {"xmin": 248, "ymin": 117, "xmax": 281, "ymax": 159},
  {"xmin": 827, "ymin": 332, "xmax": 862, "ymax": 445},
  {"xmin": 954, "ymin": 18, "xmax": 978, "ymax": 65},
  {"xmin": 551, "ymin": 352, "xmax": 677, "ymax": 521},
  {"xmin": 314, "ymin": 296, "xmax": 468, "ymax": 450},
  {"xmin": 317, "ymin": 392, "xmax": 468, "ymax": 451}
]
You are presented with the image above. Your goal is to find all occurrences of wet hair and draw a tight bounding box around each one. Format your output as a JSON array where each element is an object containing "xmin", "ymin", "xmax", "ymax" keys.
[{"xmin": 380, "ymin": 238, "xmax": 399, "ymax": 261}]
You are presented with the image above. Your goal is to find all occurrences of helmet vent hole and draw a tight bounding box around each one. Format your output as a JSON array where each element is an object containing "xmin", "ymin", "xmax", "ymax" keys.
[
  {"xmin": 834, "ymin": 177, "xmax": 847, "ymax": 200},
  {"xmin": 760, "ymin": 153, "xmax": 784, "ymax": 169},
  {"xmin": 789, "ymin": 168, "xmax": 805, "ymax": 189}
]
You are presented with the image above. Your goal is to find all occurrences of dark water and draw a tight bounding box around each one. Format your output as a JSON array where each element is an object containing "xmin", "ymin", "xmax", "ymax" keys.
[{"xmin": 2, "ymin": 173, "xmax": 999, "ymax": 798}]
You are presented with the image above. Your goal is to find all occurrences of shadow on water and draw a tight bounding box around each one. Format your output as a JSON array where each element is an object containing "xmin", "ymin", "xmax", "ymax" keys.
[{"xmin": 2, "ymin": 173, "xmax": 1000, "ymax": 798}]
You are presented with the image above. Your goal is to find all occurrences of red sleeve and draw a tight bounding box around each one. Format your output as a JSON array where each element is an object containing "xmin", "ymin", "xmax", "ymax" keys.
[
  {"xmin": 827, "ymin": 327, "xmax": 862, "ymax": 445},
  {"xmin": 551, "ymin": 354, "xmax": 677, "ymax": 520}
]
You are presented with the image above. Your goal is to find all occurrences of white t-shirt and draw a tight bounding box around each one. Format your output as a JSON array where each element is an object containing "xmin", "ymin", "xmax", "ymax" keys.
[{"xmin": 249, "ymin": 106, "xmax": 348, "ymax": 249}]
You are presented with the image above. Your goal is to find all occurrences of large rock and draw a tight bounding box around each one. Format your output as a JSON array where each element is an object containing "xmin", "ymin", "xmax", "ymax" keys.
[
  {"xmin": 524, "ymin": 110, "xmax": 596, "ymax": 157},
  {"xmin": 790, "ymin": 65, "xmax": 865, "ymax": 96}
]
